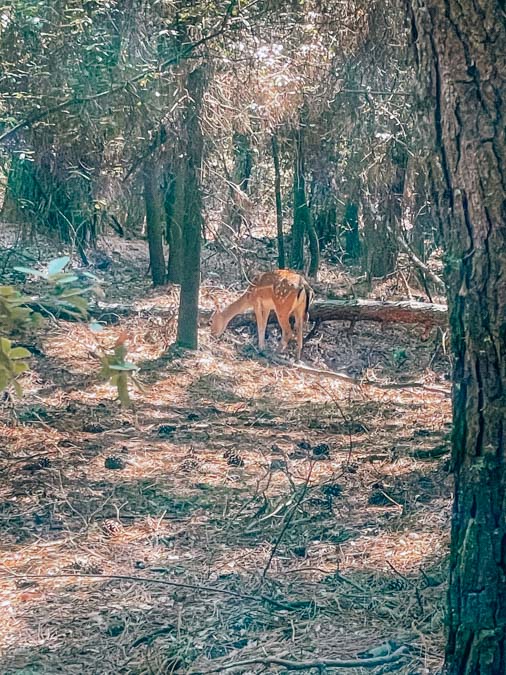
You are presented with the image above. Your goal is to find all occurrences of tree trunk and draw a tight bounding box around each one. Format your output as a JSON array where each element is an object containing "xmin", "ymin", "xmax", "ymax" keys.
[
  {"xmin": 143, "ymin": 159, "xmax": 166, "ymax": 287},
  {"xmin": 176, "ymin": 67, "xmax": 206, "ymax": 350},
  {"xmin": 306, "ymin": 214, "xmax": 320, "ymax": 279},
  {"xmin": 290, "ymin": 138, "xmax": 307, "ymax": 271},
  {"xmin": 232, "ymin": 131, "xmax": 253, "ymax": 193},
  {"xmin": 343, "ymin": 200, "xmax": 361, "ymax": 260},
  {"xmin": 361, "ymin": 193, "xmax": 397, "ymax": 278},
  {"xmin": 410, "ymin": 2, "xmax": 506, "ymax": 673},
  {"xmin": 164, "ymin": 165, "xmax": 184, "ymax": 284},
  {"xmin": 271, "ymin": 133, "xmax": 285, "ymax": 269}
]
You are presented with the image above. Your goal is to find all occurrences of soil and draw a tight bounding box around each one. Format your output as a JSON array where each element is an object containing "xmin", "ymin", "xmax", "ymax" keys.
[{"xmin": 0, "ymin": 230, "xmax": 451, "ymax": 674}]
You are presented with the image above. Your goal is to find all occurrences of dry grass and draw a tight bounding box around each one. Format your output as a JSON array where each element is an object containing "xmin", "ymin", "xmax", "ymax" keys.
[{"xmin": 0, "ymin": 235, "xmax": 451, "ymax": 674}]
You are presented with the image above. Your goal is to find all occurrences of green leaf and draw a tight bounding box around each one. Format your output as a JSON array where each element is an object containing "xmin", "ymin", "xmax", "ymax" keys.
[
  {"xmin": 88, "ymin": 322, "xmax": 104, "ymax": 332},
  {"xmin": 47, "ymin": 256, "xmax": 70, "ymax": 277},
  {"xmin": 81, "ymin": 271, "xmax": 101, "ymax": 282},
  {"xmin": 0, "ymin": 337, "xmax": 12, "ymax": 353},
  {"xmin": 9, "ymin": 347, "xmax": 31, "ymax": 359},
  {"xmin": 13, "ymin": 266, "xmax": 46, "ymax": 278},
  {"xmin": 55, "ymin": 275, "xmax": 79, "ymax": 285},
  {"xmin": 108, "ymin": 362, "xmax": 138, "ymax": 372},
  {"xmin": 57, "ymin": 288, "xmax": 89, "ymax": 298}
]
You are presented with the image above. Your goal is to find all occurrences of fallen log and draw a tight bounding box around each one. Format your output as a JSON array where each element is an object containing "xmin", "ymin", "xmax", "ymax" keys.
[
  {"xmin": 28, "ymin": 297, "xmax": 448, "ymax": 331},
  {"xmin": 222, "ymin": 298, "xmax": 447, "ymax": 333},
  {"xmin": 308, "ymin": 298, "xmax": 448, "ymax": 328}
]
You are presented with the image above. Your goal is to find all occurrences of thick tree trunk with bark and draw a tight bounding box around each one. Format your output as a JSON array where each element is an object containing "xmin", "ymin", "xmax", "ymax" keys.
[
  {"xmin": 143, "ymin": 160, "xmax": 166, "ymax": 287},
  {"xmin": 361, "ymin": 193, "xmax": 398, "ymax": 279},
  {"xmin": 176, "ymin": 67, "xmax": 206, "ymax": 350},
  {"xmin": 343, "ymin": 200, "xmax": 360, "ymax": 260},
  {"xmin": 410, "ymin": 2, "xmax": 506, "ymax": 673}
]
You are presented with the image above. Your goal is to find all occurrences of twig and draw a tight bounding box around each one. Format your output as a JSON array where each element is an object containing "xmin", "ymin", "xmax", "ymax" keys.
[
  {"xmin": 385, "ymin": 223, "xmax": 445, "ymax": 291},
  {"xmin": 274, "ymin": 358, "xmax": 450, "ymax": 396},
  {"xmin": 194, "ymin": 645, "xmax": 409, "ymax": 672},
  {"xmin": 262, "ymin": 463, "xmax": 314, "ymax": 578},
  {"xmin": 0, "ymin": 572, "xmax": 299, "ymax": 611}
]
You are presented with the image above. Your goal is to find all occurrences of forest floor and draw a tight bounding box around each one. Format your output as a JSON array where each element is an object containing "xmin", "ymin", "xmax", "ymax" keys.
[{"xmin": 0, "ymin": 229, "xmax": 452, "ymax": 674}]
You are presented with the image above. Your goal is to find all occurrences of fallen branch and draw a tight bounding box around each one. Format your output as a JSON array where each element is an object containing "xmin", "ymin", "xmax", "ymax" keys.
[
  {"xmin": 0, "ymin": 572, "xmax": 306, "ymax": 612},
  {"xmin": 271, "ymin": 357, "xmax": 450, "ymax": 397},
  {"xmin": 309, "ymin": 298, "xmax": 447, "ymax": 329},
  {"xmin": 385, "ymin": 222, "xmax": 445, "ymax": 291},
  {"xmin": 195, "ymin": 645, "xmax": 409, "ymax": 673}
]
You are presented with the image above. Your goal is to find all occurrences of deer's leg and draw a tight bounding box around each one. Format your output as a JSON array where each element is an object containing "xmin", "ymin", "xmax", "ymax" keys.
[
  {"xmin": 275, "ymin": 309, "xmax": 292, "ymax": 352},
  {"xmin": 254, "ymin": 304, "xmax": 268, "ymax": 351},
  {"xmin": 294, "ymin": 310, "xmax": 304, "ymax": 361}
]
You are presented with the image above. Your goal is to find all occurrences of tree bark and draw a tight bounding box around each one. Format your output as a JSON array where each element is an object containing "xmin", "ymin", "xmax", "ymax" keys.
[
  {"xmin": 410, "ymin": 2, "xmax": 506, "ymax": 673},
  {"xmin": 176, "ymin": 67, "xmax": 206, "ymax": 350},
  {"xmin": 290, "ymin": 128, "xmax": 307, "ymax": 271},
  {"xmin": 343, "ymin": 200, "xmax": 360, "ymax": 260},
  {"xmin": 164, "ymin": 164, "xmax": 184, "ymax": 284},
  {"xmin": 306, "ymin": 215, "xmax": 320, "ymax": 279},
  {"xmin": 271, "ymin": 133, "xmax": 285, "ymax": 269},
  {"xmin": 143, "ymin": 159, "xmax": 166, "ymax": 287},
  {"xmin": 310, "ymin": 298, "xmax": 447, "ymax": 328}
]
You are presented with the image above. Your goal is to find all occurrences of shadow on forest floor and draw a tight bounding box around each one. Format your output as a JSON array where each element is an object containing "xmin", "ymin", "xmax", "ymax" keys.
[{"xmin": 0, "ymin": 243, "xmax": 451, "ymax": 674}]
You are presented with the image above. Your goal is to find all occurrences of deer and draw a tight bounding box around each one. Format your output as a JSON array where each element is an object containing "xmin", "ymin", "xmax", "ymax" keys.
[{"xmin": 210, "ymin": 270, "xmax": 313, "ymax": 361}]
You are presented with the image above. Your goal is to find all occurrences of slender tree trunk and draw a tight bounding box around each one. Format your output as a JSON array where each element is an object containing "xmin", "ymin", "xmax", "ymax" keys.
[
  {"xmin": 271, "ymin": 133, "xmax": 285, "ymax": 269},
  {"xmin": 176, "ymin": 67, "xmax": 206, "ymax": 349},
  {"xmin": 290, "ymin": 142, "xmax": 307, "ymax": 271},
  {"xmin": 410, "ymin": 2, "xmax": 506, "ymax": 673},
  {"xmin": 164, "ymin": 165, "xmax": 184, "ymax": 284},
  {"xmin": 290, "ymin": 105, "xmax": 319, "ymax": 276},
  {"xmin": 143, "ymin": 159, "xmax": 166, "ymax": 286},
  {"xmin": 306, "ymin": 214, "xmax": 320, "ymax": 279}
]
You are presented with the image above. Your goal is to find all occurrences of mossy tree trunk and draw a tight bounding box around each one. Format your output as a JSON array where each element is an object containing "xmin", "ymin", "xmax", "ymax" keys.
[
  {"xmin": 290, "ymin": 121, "xmax": 308, "ymax": 271},
  {"xmin": 176, "ymin": 67, "xmax": 206, "ymax": 350},
  {"xmin": 410, "ymin": 2, "xmax": 506, "ymax": 673}
]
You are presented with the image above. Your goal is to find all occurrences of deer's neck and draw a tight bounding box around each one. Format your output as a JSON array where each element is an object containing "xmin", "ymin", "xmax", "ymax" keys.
[{"xmin": 219, "ymin": 292, "xmax": 252, "ymax": 331}]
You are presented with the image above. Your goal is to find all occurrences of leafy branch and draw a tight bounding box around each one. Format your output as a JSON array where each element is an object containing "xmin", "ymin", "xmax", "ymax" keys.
[{"xmin": 0, "ymin": 0, "xmax": 240, "ymax": 145}]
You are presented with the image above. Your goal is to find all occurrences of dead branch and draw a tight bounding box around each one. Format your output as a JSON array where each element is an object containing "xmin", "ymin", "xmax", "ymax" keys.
[
  {"xmin": 385, "ymin": 223, "xmax": 445, "ymax": 291},
  {"xmin": 271, "ymin": 357, "xmax": 450, "ymax": 396},
  {"xmin": 0, "ymin": 572, "xmax": 306, "ymax": 612},
  {"xmin": 309, "ymin": 298, "xmax": 447, "ymax": 328},
  {"xmin": 195, "ymin": 645, "xmax": 409, "ymax": 672}
]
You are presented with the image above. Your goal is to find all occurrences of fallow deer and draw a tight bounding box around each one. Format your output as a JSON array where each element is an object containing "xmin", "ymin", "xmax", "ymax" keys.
[{"xmin": 210, "ymin": 270, "xmax": 313, "ymax": 360}]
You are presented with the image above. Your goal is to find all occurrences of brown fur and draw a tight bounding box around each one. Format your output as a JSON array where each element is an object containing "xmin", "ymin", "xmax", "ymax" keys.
[{"xmin": 211, "ymin": 270, "xmax": 313, "ymax": 360}]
